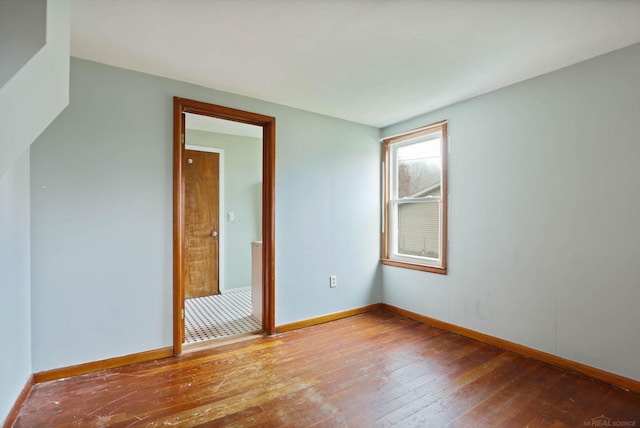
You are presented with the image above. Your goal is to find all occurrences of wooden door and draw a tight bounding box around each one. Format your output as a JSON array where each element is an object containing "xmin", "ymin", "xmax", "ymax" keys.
[{"xmin": 184, "ymin": 149, "xmax": 220, "ymax": 298}]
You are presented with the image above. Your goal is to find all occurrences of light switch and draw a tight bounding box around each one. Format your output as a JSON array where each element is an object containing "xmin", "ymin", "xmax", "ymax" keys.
[{"xmin": 227, "ymin": 212, "xmax": 235, "ymax": 222}]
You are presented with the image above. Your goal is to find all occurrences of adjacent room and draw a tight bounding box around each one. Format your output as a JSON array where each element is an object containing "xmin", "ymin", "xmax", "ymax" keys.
[{"xmin": 2, "ymin": 0, "xmax": 640, "ymax": 426}]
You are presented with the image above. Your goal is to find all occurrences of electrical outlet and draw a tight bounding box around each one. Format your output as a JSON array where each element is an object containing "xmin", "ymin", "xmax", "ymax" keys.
[{"xmin": 329, "ymin": 275, "xmax": 337, "ymax": 288}]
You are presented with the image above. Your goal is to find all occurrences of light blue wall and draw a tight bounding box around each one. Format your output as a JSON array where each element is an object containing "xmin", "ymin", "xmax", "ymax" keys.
[
  {"xmin": 30, "ymin": 58, "xmax": 381, "ymax": 371},
  {"xmin": 276, "ymin": 112, "xmax": 383, "ymax": 323},
  {"xmin": 0, "ymin": 151, "xmax": 32, "ymax": 422},
  {"xmin": 0, "ymin": 1, "xmax": 70, "ymax": 421},
  {"xmin": 185, "ymin": 130, "xmax": 262, "ymax": 292},
  {"xmin": 381, "ymin": 43, "xmax": 640, "ymax": 381}
]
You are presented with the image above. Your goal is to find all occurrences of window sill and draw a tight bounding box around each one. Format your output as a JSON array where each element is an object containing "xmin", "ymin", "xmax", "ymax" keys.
[{"xmin": 380, "ymin": 258, "xmax": 446, "ymax": 275}]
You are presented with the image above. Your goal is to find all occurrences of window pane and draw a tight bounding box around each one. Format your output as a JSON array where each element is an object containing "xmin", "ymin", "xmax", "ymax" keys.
[
  {"xmin": 397, "ymin": 138, "xmax": 441, "ymax": 198},
  {"xmin": 397, "ymin": 202, "xmax": 440, "ymax": 259}
]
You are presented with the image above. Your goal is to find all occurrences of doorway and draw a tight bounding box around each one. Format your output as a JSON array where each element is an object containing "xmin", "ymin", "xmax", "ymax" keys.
[
  {"xmin": 183, "ymin": 123, "xmax": 261, "ymax": 344},
  {"xmin": 173, "ymin": 97, "xmax": 276, "ymax": 355}
]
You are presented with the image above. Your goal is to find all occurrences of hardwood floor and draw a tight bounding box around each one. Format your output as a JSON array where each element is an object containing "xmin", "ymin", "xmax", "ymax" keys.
[{"xmin": 14, "ymin": 311, "xmax": 640, "ymax": 427}]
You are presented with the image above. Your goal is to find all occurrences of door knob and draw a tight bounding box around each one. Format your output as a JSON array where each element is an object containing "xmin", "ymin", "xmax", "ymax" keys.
[{"xmin": 211, "ymin": 231, "xmax": 218, "ymax": 237}]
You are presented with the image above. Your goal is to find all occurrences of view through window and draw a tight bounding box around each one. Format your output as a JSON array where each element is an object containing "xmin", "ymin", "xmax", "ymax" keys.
[{"xmin": 382, "ymin": 121, "xmax": 447, "ymax": 273}]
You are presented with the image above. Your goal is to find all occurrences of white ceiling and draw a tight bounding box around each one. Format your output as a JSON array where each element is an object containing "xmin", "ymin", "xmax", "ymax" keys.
[
  {"xmin": 185, "ymin": 113, "xmax": 262, "ymax": 138},
  {"xmin": 71, "ymin": 0, "xmax": 640, "ymax": 128}
]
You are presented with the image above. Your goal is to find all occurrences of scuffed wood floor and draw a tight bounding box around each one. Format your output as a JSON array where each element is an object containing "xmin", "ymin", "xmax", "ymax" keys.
[{"xmin": 14, "ymin": 311, "xmax": 640, "ymax": 427}]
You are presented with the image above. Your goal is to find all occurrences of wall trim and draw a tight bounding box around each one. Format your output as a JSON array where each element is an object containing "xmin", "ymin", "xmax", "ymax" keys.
[
  {"xmin": 275, "ymin": 304, "xmax": 382, "ymax": 333},
  {"xmin": 174, "ymin": 97, "xmax": 277, "ymax": 355},
  {"xmin": 381, "ymin": 304, "xmax": 640, "ymax": 394},
  {"xmin": 2, "ymin": 375, "xmax": 33, "ymax": 428},
  {"xmin": 33, "ymin": 347, "xmax": 173, "ymax": 384}
]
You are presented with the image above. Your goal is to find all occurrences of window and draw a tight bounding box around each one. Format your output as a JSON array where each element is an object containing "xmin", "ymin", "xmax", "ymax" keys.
[{"xmin": 382, "ymin": 121, "xmax": 447, "ymax": 274}]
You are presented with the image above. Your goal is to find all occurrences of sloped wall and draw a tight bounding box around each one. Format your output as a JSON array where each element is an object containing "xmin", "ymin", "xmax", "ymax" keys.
[
  {"xmin": 0, "ymin": 0, "xmax": 70, "ymax": 177},
  {"xmin": 0, "ymin": 0, "xmax": 46, "ymax": 88},
  {"xmin": 0, "ymin": 1, "xmax": 69, "ymax": 422}
]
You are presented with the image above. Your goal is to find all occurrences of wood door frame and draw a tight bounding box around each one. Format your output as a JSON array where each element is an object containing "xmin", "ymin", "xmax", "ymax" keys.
[{"xmin": 173, "ymin": 97, "xmax": 276, "ymax": 356}]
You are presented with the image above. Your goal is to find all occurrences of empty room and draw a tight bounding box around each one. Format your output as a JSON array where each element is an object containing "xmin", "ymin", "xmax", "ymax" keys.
[{"xmin": 2, "ymin": 0, "xmax": 640, "ymax": 426}]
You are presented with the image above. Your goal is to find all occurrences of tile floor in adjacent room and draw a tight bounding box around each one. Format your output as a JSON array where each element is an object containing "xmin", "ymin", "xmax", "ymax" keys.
[{"xmin": 184, "ymin": 289, "xmax": 262, "ymax": 343}]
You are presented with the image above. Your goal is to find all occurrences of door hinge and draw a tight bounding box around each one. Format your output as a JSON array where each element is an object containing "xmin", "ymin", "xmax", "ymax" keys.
[
  {"xmin": 182, "ymin": 308, "xmax": 185, "ymax": 319},
  {"xmin": 181, "ymin": 134, "xmax": 185, "ymax": 145}
]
